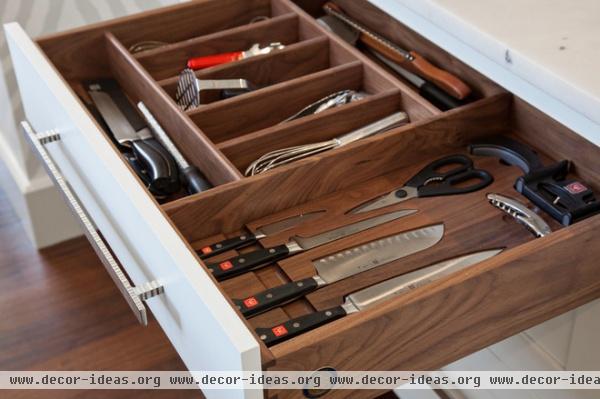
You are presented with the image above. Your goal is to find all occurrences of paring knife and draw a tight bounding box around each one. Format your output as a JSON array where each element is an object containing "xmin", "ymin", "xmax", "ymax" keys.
[
  {"xmin": 137, "ymin": 102, "xmax": 212, "ymax": 195},
  {"xmin": 198, "ymin": 210, "xmax": 326, "ymax": 259},
  {"xmin": 234, "ymin": 224, "xmax": 444, "ymax": 317},
  {"xmin": 87, "ymin": 80, "xmax": 180, "ymax": 195},
  {"xmin": 206, "ymin": 209, "xmax": 417, "ymax": 281},
  {"xmin": 323, "ymin": 2, "xmax": 471, "ymax": 100},
  {"xmin": 257, "ymin": 249, "xmax": 503, "ymax": 346}
]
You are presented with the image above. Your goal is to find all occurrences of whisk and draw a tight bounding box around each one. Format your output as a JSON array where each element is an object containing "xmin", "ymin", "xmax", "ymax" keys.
[{"xmin": 245, "ymin": 111, "xmax": 409, "ymax": 176}]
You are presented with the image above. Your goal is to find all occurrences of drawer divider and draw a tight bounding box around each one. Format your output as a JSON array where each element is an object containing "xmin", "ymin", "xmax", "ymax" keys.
[
  {"xmin": 218, "ymin": 90, "xmax": 404, "ymax": 173},
  {"xmin": 157, "ymin": 36, "xmax": 330, "ymax": 97},
  {"xmin": 135, "ymin": 13, "xmax": 300, "ymax": 80},
  {"xmin": 185, "ymin": 61, "xmax": 364, "ymax": 143},
  {"xmin": 104, "ymin": 31, "xmax": 244, "ymax": 185}
]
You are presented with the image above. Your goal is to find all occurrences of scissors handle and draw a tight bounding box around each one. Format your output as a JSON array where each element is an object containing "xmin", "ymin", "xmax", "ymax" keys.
[
  {"xmin": 405, "ymin": 154, "xmax": 473, "ymax": 188},
  {"xmin": 418, "ymin": 168, "xmax": 494, "ymax": 197}
]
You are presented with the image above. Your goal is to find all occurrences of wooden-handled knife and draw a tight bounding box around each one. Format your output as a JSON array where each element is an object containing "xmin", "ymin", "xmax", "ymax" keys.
[{"xmin": 324, "ymin": 2, "xmax": 471, "ymax": 100}]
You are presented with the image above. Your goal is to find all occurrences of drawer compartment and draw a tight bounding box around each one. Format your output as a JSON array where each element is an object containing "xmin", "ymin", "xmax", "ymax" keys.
[{"xmin": 5, "ymin": 0, "xmax": 600, "ymax": 398}]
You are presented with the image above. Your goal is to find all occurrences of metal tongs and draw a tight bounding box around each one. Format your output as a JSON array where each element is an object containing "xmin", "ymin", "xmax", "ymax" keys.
[
  {"xmin": 281, "ymin": 90, "xmax": 366, "ymax": 123},
  {"xmin": 487, "ymin": 193, "xmax": 552, "ymax": 238},
  {"xmin": 245, "ymin": 111, "xmax": 409, "ymax": 176}
]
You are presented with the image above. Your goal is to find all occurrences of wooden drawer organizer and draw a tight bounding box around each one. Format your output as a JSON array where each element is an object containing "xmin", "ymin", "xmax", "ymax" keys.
[{"xmin": 35, "ymin": 0, "xmax": 600, "ymax": 397}]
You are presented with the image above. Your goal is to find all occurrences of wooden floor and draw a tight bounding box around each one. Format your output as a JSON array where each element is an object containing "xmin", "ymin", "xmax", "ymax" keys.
[
  {"xmin": 0, "ymin": 177, "xmax": 198, "ymax": 398},
  {"xmin": 0, "ymin": 170, "xmax": 404, "ymax": 399}
]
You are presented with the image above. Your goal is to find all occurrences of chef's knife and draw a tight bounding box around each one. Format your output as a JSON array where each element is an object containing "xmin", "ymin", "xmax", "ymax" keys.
[
  {"xmin": 198, "ymin": 210, "xmax": 326, "ymax": 259},
  {"xmin": 87, "ymin": 80, "xmax": 180, "ymax": 195},
  {"xmin": 206, "ymin": 209, "xmax": 417, "ymax": 281},
  {"xmin": 234, "ymin": 224, "xmax": 444, "ymax": 317},
  {"xmin": 257, "ymin": 249, "xmax": 503, "ymax": 346}
]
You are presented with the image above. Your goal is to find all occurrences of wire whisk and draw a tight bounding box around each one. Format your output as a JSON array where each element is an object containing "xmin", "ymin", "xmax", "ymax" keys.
[{"xmin": 245, "ymin": 111, "xmax": 409, "ymax": 176}]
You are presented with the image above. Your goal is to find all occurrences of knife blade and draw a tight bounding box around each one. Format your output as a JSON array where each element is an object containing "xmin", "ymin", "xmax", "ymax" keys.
[
  {"xmin": 87, "ymin": 80, "xmax": 180, "ymax": 195},
  {"xmin": 256, "ymin": 249, "xmax": 503, "ymax": 346},
  {"xmin": 234, "ymin": 224, "xmax": 443, "ymax": 317},
  {"xmin": 206, "ymin": 209, "xmax": 417, "ymax": 281},
  {"xmin": 197, "ymin": 210, "xmax": 326, "ymax": 259}
]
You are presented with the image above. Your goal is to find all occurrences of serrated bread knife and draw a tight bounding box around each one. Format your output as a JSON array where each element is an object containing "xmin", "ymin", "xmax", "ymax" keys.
[
  {"xmin": 257, "ymin": 249, "xmax": 503, "ymax": 346},
  {"xmin": 206, "ymin": 209, "xmax": 417, "ymax": 281},
  {"xmin": 235, "ymin": 224, "xmax": 444, "ymax": 317}
]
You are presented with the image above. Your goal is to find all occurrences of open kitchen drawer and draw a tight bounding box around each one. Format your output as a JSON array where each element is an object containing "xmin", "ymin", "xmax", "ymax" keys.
[{"xmin": 5, "ymin": 0, "xmax": 600, "ymax": 398}]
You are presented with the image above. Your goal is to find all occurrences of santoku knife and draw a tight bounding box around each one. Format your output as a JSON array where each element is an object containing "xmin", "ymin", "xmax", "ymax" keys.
[
  {"xmin": 257, "ymin": 249, "xmax": 503, "ymax": 346},
  {"xmin": 206, "ymin": 209, "xmax": 417, "ymax": 281},
  {"xmin": 198, "ymin": 210, "xmax": 326, "ymax": 259},
  {"xmin": 235, "ymin": 224, "xmax": 444, "ymax": 317}
]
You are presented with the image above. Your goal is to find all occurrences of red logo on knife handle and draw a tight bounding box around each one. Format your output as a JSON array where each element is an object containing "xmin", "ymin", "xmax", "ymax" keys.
[
  {"xmin": 201, "ymin": 246, "xmax": 213, "ymax": 255},
  {"xmin": 272, "ymin": 325, "xmax": 288, "ymax": 337},
  {"xmin": 219, "ymin": 261, "xmax": 233, "ymax": 271},
  {"xmin": 243, "ymin": 297, "xmax": 259, "ymax": 308}
]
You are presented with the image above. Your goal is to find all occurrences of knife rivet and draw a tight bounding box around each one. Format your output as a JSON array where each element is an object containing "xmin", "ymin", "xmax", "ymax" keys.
[
  {"xmin": 240, "ymin": 235, "xmax": 246, "ymax": 240},
  {"xmin": 260, "ymin": 335, "xmax": 267, "ymax": 340},
  {"xmin": 239, "ymin": 258, "xmax": 246, "ymax": 263},
  {"xmin": 297, "ymin": 282, "xmax": 304, "ymax": 287},
  {"xmin": 266, "ymin": 293, "xmax": 273, "ymax": 299},
  {"xmin": 269, "ymin": 249, "xmax": 276, "ymax": 254},
  {"xmin": 293, "ymin": 322, "xmax": 300, "ymax": 328},
  {"xmin": 325, "ymin": 311, "xmax": 332, "ymax": 317}
]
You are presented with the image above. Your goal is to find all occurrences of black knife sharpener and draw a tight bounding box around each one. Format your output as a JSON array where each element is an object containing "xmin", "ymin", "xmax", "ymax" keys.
[{"xmin": 469, "ymin": 136, "xmax": 600, "ymax": 226}]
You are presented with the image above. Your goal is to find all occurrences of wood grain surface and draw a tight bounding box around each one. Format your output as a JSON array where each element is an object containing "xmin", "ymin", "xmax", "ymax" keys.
[
  {"xmin": 159, "ymin": 37, "xmax": 330, "ymax": 98},
  {"xmin": 104, "ymin": 32, "xmax": 243, "ymax": 185},
  {"xmin": 218, "ymin": 90, "xmax": 403, "ymax": 171},
  {"xmin": 37, "ymin": 0, "xmax": 273, "ymax": 80},
  {"xmin": 165, "ymin": 93, "xmax": 511, "ymax": 241},
  {"xmin": 19, "ymin": 1, "xmax": 600, "ymax": 398},
  {"xmin": 137, "ymin": 13, "xmax": 300, "ymax": 81},
  {"xmin": 187, "ymin": 62, "xmax": 367, "ymax": 143}
]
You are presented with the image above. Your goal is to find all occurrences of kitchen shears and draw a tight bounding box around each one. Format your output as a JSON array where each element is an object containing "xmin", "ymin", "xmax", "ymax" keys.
[{"xmin": 350, "ymin": 154, "xmax": 493, "ymax": 214}]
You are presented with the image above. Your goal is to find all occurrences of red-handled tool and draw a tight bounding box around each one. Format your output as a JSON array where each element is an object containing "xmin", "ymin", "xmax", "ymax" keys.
[{"xmin": 187, "ymin": 43, "xmax": 285, "ymax": 70}]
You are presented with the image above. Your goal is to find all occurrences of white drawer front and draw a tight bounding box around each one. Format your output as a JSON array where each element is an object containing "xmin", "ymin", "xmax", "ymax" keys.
[{"xmin": 4, "ymin": 22, "xmax": 261, "ymax": 399}]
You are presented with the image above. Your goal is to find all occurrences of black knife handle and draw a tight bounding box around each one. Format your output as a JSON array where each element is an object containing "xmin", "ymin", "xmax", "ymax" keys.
[
  {"xmin": 206, "ymin": 244, "xmax": 291, "ymax": 281},
  {"xmin": 233, "ymin": 277, "xmax": 320, "ymax": 318},
  {"xmin": 256, "ymin": 306, "xmax": 347, "ymax": 346},
  {"xmin": 132, "ymin": 138, "xmax": 180, "ymax": 195},
  {"xmin": 198, "ymin": 233, "xmax": 258, "ymax": 260},
  {"xmin": 182, "ymin": 165, "xmax": 212, "ymax": 194},
  {"xmin": 420, "ymin": 81, "xmax": 464, "ymax": 111}
]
